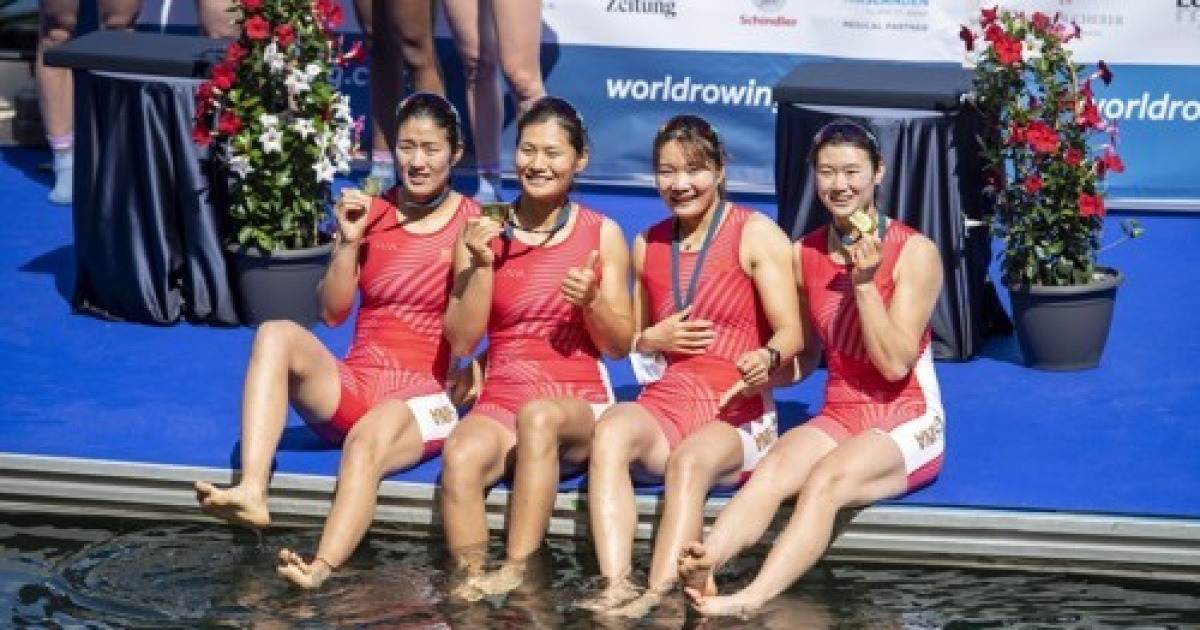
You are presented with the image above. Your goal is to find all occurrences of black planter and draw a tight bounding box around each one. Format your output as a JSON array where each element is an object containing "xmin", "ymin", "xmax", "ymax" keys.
[
  {"xmin": 226, "ymin": 242, "xmax": 333, "ymax": 328},
  {"xmin": 1008, "ymin": 267, "xmax": 1122, "ymax": 371}
]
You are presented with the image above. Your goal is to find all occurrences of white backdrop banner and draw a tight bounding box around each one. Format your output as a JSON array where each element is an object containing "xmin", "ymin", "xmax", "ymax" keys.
[{"xmin": 138, "ymin": 0, "xmax": 1199, "ymax": 203}]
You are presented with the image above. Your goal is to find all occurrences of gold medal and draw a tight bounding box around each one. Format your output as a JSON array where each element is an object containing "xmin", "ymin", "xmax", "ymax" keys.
[
  {"xmin": 359, "ymin": 176, "xmax": 383, "ymax": 197},
  {"xmin": 847, "ymin": 207, "xmax": 876, "ymax": 240},
  {"xmin": 481, "ymin": 201, "xmax": 511, "ymax": 224}
]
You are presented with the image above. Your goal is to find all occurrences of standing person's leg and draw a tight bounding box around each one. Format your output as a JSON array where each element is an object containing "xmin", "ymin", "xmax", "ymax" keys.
[
  {"xmin": 386, "ymin": 0, "xmax": 444, "ymax": 94},
  {"xmin": 692, "ymin": 431, "xmax": 908, "ymax": 617},
  {"xmin": 352, "ymin": 0, "xmax": 400, "ymax": 185},
  {"xmin": 472, "ymin": 396, "xmax": 596, "ymax": 595},
  {"xmin": 442, "ymin": 0, "xmax": 503, "ymax": 200},
  {"xmin": 195, "ymin": 0, "xmax": 238, "ymax": 38},
  {"xmin": 194, "ymin": 321, "xmax": 343, "ymax": 528},
  {"xmin": 35, "ymin": 0, "xmax": 77, "ymax": 205},
  {"xmin": 678, "ymin": 426, "xmax": 836, "ymax": 598},
  {"xmin": 277, "ymin": 399, "xmax": 427, "ymax": 588},
  {"xmin": 491, "ymin": 0, "xmax": 544, "ymax": 109},
  {"xmin": 580, "ymin": 403, "xmax": 671, "ymax": 610},
  {"xmin": 606, "ymin": 421, "xmax": 745, "ymax": 618}
]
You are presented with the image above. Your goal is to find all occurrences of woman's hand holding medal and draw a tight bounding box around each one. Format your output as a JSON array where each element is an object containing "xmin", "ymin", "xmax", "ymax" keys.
[
  {"xmin": 335, "ymin": 188, "xmax": 372, "ymax": 244},
  {"xmin": 463, "ymin": 215, "xmax": 503, "ymax": 267},
  {"xmin": 843, "ymin": 207, "xmax": 883, "ymax": 285}
]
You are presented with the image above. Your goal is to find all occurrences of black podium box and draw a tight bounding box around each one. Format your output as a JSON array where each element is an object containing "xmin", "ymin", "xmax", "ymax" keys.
[
  {"xmin": 773, "ymin": 60, "xmax": 1007, "ymax": 361},
  {"xmin": 772, "ymin": 61, "xmax": 973, "ymax": 111},
  {"xmin": 45, "ymin": 30, "xmax": 239, "ymax": 325},
  {"xmin": 43, "ymin": 29, "xmax": 230, "ymax": 78}
]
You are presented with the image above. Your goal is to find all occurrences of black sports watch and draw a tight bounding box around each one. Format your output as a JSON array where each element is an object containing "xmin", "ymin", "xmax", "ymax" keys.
[{"xmin": 763, "ymin": 345, "xmax": 781, "ymax": 372}]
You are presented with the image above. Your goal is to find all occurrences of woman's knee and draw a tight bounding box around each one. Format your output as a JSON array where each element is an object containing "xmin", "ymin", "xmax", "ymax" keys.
[
  {"xmin": 500, "ymin": 64, "xmax": 543, "ymax": 103},
  {"xmin": 251, "ymin": 320, "xmax": 304, "ymax": 358},
  {"xmin": 39, "ymin": 12, "xmax": 76, "ymax": 45},
  {"xmin": 441, "ymin": 432, "xmax": 496, "ymax": 487},
  {"xmin": 514, "ymin": 400, "xmax": 563, "ymax": 442},
  {"xmin": 799, "ymin": 462, "xmax": 850, "ymax": 507},
  {"xmin": 664, "ymin": 448, "xmax": 715, "ymax": 488}
]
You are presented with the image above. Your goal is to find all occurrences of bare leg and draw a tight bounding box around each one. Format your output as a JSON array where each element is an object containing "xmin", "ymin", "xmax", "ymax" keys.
[
  {"xmin": 195, "ymin": 0, "xmax": 238, "ymax": 38},
  {"xmin": 439, "ymin": 413, "xmax": 516, "ymax": 597},
  {"xmin": 351, "ymin": 0, "xmax": 397, "ymax": 179},
  {"xmin": 36, "ymin": 0, "xmax": 77, "ymax": 204},
  {"xmin": 473, "ymin": 397, "xmax": 595, "ymax": 595},
  {"xmin": 577, "ymin": 403, "xmax": 670, "ymax": 611},
  {"xmin": 277, "ymin": 400, "xmax": 426, "ymax": 588},
  {"xmin": 442, "ymin": 0, "xmax": 503, "ymax": 198},
  {"xmin": 679, "ymin": 427, "xmax": 836, "ymax": 601},
  {"xmin": 195, "ymin": 321, "xmax": 342, "ymax": 529},
  {"xmin": 491, "ymin": 0, "xmax": 545, "ymax": 109},
  {"xmin": 693, "ymin": 431, "xmax": 908, "ymax": 617},
  {"xmin": 386, "ymin": 0, "xmax": 444, "ymax": 94},
  {"xmin": 607, "ymin": 422, "xmax": 744, "ymax": 618}
]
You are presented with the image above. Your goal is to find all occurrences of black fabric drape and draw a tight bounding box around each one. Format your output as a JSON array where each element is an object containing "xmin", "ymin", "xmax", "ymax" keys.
[
  {"xmin": 776, "ymin": 102, "xmax": 1008, "ymax": 360},
  {"xmin": 72, "ymin": 69, "xmax": 238, "ymax": 325}
]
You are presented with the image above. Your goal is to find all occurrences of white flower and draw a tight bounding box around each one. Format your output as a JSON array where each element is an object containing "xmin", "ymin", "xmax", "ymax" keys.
[
  {"xmin": 259, "ymin": 113, "xmax": 279, "ymax": 128},
  {"xmin": 229, "ymin": 153, "xmax": 254, "ymax": 179},
  {"xmin": 284, "ymin": 69, "xmax": 311, "ymax": 95},
  {"xmin": 313, "ymin": 159, "xmax": 336, "ymax": 183},
  {"xmin": 1023, "ymin": 37, "xmax": 1043, "ymax": 60},
  {"xmin": 304, "ymin": 62, "xmax": 323, "ymax": 79},
  {"xmin": 335, "ymin": 159, "xmax": 351, "ymax": 173},
  {"xmin": 263, "ymin": 43, "xmax": 286, "ymax": 72},
  {"xmin": 260, "ymin": 127, "xmax": 283, "ymax": 153},
  {"xmin": 293, "ymin": 118, "xmax": 316, "ymax": 139}
]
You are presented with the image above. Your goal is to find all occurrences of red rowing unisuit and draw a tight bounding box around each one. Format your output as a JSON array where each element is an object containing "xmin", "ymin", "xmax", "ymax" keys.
[
  {"xmin": 320, "ymin": 193, "xmax": 479, "ymax": 443},
  {"xmin": 799, "ymin": 218, "xmax": 944, "ymax": 490},
  {"xmin": 471, "ymin": 205, "xmax": 614, "ymax": 431},
  {"xmin": 636, "ymin": 204, "xmax": 773, "ymax": 447}
]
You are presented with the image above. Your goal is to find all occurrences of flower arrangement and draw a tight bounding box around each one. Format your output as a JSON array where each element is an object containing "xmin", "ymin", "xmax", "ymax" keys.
[
  {"xmin": 960, "ymin": 7, "xmax": 1133, "ymax": 288},
  {"xmin": 192, "ymin": 0, "xmax": 364, "ymax": 251}
]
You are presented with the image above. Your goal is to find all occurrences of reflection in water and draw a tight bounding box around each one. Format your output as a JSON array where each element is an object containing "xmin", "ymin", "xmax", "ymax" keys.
[{"xmin": 2, "ymin": 516, "xmax": 1199, "ymax": 628}]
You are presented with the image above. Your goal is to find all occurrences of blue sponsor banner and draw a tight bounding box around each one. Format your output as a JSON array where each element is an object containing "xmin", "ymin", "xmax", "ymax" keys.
[{"xmin": 1094, "ymin": 64, "xmax": 1200, "ymax": 202}]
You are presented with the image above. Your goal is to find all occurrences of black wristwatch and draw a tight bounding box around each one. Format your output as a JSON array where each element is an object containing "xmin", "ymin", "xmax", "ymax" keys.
[{"xmin": 763, "ymin": 345, "xmax": 781, "ymax": 371}]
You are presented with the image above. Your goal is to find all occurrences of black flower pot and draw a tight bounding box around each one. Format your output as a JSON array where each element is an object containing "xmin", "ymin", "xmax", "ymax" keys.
[
  {"xmin": 226, "ymin": 242, "xmax": 333, "ymax": 328},
  {"xmin": 1007, "ymin": 267, "xmax": 1122, "ymax": 371}
]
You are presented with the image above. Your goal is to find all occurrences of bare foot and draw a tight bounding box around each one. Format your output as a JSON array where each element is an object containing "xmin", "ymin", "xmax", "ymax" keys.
[
  {"xmin": 449, "ymin": 572, "xmax": 487, "ymax": 602},
  {"xmin": 576, "ymin": 577, "xmax": 641, "ymax": 612},
  {"xmin": 194, "ymin": 481, "xmax": 270, "ymax": 529},
  {"xmin": 276, "ymin": 548, "xmax": 332, "ymax": 589},
  {"xmin": 605, "ymin": 589, "xmax": 664, "ymax": 618},
  {"xmin": 472, "ymin": 560, "xmax": 526, "ymax": 596},
  {"xmin": 679, "ymin": 542, "xmax": 718, "ymax": 602},
  {"xmin": 690, "ymin": 593, "xmax": 764, "ymax": 618}
]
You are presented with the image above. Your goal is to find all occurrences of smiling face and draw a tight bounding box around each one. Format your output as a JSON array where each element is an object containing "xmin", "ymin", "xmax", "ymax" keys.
[
  {"xmin": 514, "ymin": 119, "xmax": 588, "ymax": 204},
  {"xmin": 813, "ymin": 142, "xmax": 885, "ymax": 221},
  {"xmin": 654, "ymin": 139, "xmax": 724, "ymax": 221},
  {"xmin": 394, "ymin": 115, "xmax": 459, "ymax": 202}
]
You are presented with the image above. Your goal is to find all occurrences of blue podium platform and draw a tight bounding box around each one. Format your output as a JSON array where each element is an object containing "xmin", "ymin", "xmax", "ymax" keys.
[{"xmin": 1, "ymin": 146, "xmax": 1198, "ymax": 581}]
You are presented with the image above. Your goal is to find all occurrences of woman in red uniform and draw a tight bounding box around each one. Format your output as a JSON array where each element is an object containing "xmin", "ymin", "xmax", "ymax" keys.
[
  {"xmin": 193, "ymin": 93, "xmax": 479, "ymax": 589},
  {"xmin": 679, "ymin": 118, "xmax": 946, "ymax": 616},
  {"xmin": 583, "ymin": 114, "xmax": 804, "ymax": 616},
  {"xmin": 439, "ymin": 96, "xmax": 634, "ymax": 599}
]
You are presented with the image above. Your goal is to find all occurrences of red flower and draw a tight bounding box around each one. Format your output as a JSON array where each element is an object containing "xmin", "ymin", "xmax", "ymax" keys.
[
  {"xmin": 1100, "ymin": 147, "xmax": 1126, "ymax": 174},
  {"xmin": 994, "ymin": 36, "xmax": 1023, "ymax": 66},
  {"xmin": 340, "ymin": 40, "xmax": 366, "ymax": 65},
  {"xmin": 1007, "ymin": 122, "xmax": 1026, "ymax": 145},
  {"xmin": 192, "ymin": 123, "xmax": 212, "ymax": 147},
  {"xmin": 1023, "ymin": 175, "xmax": 1043, "ymax": 194},
  {"xmin": 1031, "ymin": 12, "xmax": 1050, "ymax": 32},
  {"xmin": 245, "ymin": 15, "xmax": 270, "ymax": 40},
  {"xmin": 1078, "ymin": 192, "xmax": 1105, "ymax": 218},
  {"xmin": 1025, "ymin": 121, "xmax": 1059, "ymax": 154},
  {"xmin": 983, "ymin": 23, "xmax": 1005, "ymax": 44},
  {"xmin": 1094, "ymin": 60, "xmax": 1113, "ymax": 86},
  {"xmin": 1064, "ymin": 148, "xmax": 1084, "ymax": 166},
  {"xmin": 1077, "ymin": 99, "xmax": 1103, "ymax": 130},
  {"xmin": 980, "ymin": 6, "xmax": 998, "ymax": 26},
  {"xmin": 217, "ymin": 111, "xmax": 242, "ymax": 135},
  {"xmin": 242, "ymin": 0, "xmax": 261, "ymax": 10},
  {"xmin": 959, "ymin": 26, "xmax": 975, "ymax": 52},
  {"xmin": 225, "ymin": 42, "xmax": 247, "ymax": 63},
  {"xmin": 211, "ymin": 62, "xmax": 236, "ymax": 91},
  {"xmin": 275, "ymin": 24, "xmax": 295, "ymax": 47}
]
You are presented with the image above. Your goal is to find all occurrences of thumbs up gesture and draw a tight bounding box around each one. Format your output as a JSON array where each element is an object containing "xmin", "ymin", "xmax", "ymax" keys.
[{"xmin": 562, "ymin": 249, "xmax": 601, "ymax": 308}]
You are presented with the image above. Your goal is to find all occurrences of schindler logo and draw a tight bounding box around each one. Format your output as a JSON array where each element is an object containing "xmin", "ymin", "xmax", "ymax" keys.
[{"xmin": 607, "ymin": 0, "xmax": 678, "ymax": 19}]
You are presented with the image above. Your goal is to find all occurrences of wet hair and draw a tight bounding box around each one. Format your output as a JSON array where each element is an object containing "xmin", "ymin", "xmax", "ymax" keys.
[
  {"xmin": 653, "ymin": 114, "xmax": 728, "ymax": 195},
  {"xmin": 808, "ymin": 117, "xmax": 883, "ymax": 170},
  {"xmin": 395, "ymin": 92, "xmax": 463, "ymax": 149},
  {"xmin": 516, "ymin": 96, "xmax": 589, "ymax": 155}
]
